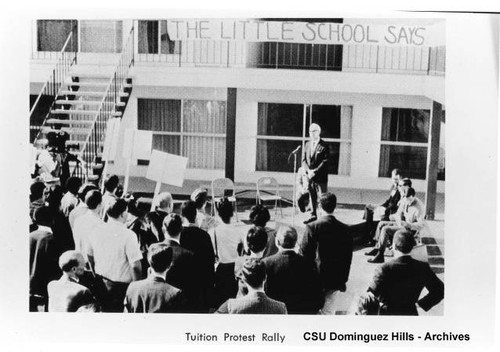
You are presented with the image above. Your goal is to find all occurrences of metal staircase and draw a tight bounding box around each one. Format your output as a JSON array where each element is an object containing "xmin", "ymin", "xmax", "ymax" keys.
[{"xmin": 32, "ymin": 26, "xmax": 135, "ymax": 186}]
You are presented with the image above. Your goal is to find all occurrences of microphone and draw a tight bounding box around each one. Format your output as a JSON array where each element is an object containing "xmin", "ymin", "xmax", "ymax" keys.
[{"xmin": 291, "ymin": 145, "xmax": 301, "ymax": 154}]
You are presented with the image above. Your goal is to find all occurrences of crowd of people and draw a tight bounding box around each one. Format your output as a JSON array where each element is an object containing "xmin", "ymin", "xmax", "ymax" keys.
[{"xmin": 29, "ymin": 166, "xmax": 444, "ymax": 315}]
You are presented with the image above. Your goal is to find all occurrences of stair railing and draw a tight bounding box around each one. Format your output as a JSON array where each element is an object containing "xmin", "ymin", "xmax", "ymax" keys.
[
  {"xmin": 30, "ymin": 25, "xmax": 78, "ymax": 143},
  {"xmin": 74, "ymin": 25, "xmax": 135, "ymax": 182}
]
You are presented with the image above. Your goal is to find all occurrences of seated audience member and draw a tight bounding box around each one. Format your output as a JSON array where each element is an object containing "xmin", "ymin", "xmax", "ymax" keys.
[
  {"xmin": 363, "ymin": 177, "xmax": 413, "ymax": 248},
  {"xmin": 30, "ymin": 181, "xmax": 46, "ymax": 226},
  {"xmin": 180, "ymin": 200, "xmax": 215, "ymax": 312},
  {"xmin": 145, "ymin": 192, "xmax": 173, "ymax": 242},
  {"xmin": 60, "ymin": 176, "xmax": 82, "ymax": 218},
  {"xmin": 353, "ymin": 292, "xmax": 381, "ymax": 315},
  {"xmin": 368, "ymin": 230, "xmax": 444, "ymax": 315},
  {"xmin": 69, "ymin": 183, "xmax": 98, "ymax": 230},
  {"xmin": 246, "ymin": 205, "xmax": 278, "ymax": 258},
  {"xmin": 47, "ymin": 251, "xmax": 95, "ymax": 312},
  {"xmin": 100, "ymin": 174, "xmax": 120, "ymax": 219},
  {"xmin": 263, "ymin": 226, "xmax": 324, "ymax": 314},
  {"xmin": 366, "ymin": 187, "xmax": 425, "ymax": 264},
  {"xmin": 364, "ymin": 168, "xmax": 402, "ymax": 222},
  {"xmin": 209, "ymin": 198, "xmax": 244, "ymax": 308},
  {"xmin": 87, "ymin": 198, "xmax": 143, "ymax": 312},
  {"xmin": 124, "ymin": 244, "xmax": 185, "ymax": 313},
  {"xmin": 216, "ymin": 258, "xmax": 287, "ymax": 314},
  {"xmin": 162, "ymin": 213, "xmax": 198, "ymax": 311},
  {"xmin": 234, "ymin": 226, "xmax": 269, "ymax": 294},
  {"xmin": 72, "ymin": 190, "xmax": 103, "ymax": 262},
  {"xmin": 30, "ymin": 206, "xmax": 61, "ymax": 311},
  {"xmin": 190, "ymin": 188, "xmax": 215, "ymax": 231}
]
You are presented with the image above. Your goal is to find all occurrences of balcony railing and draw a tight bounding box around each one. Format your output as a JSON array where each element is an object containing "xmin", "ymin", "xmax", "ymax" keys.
[{"xmin": 136, "ymin": 40, "xmax": 445, "ymax": 76}]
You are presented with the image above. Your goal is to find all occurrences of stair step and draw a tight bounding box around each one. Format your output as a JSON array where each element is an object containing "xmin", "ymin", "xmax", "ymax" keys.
[
  {"xmin": 70, "ymin": 72, "xmax": 113, "ymax": 79},
  {"xmin": 56, "ymin": 100, "xmax": 103, "ymax": 106},
  {"xmin": 65, "ymin": 81, "xmax": 109, "ymax": 88},
  {"xmin": 51, "ymin": 109, "xmax": 100, "ymax": 116},
  {"xmin": 55, "ymin": 100, "xmax": 125, "ymax": 108},
  {"xmin": 41, "ymin": 127, "xmax": 72, "ymax": 134},
  {"xmin": 61, "ymin": 90, "xmax": 129, "ymax": 98},
  {"xmin": 46, "ymin": 119, "xmax": 95, "ymax": 125}
]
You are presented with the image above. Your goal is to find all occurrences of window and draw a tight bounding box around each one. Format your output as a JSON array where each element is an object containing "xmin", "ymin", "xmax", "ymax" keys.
[
  {"xmin": 80, "ymin": 20, "xmax": 122, "ymax": 53},
  {"xmin": 256, "ymin": 103, "xmax": 352, "ymax": 175},
  {"xmin": 138, "ymin": 99, "xmax": 226, "ymax": 170},
  {"xmin": 138, "ymin": 20, "xmax": 179, "ymax": 54},
  {"xmin": 379, "ymin": 108, "xmax": 430, "ymax": 180},
  {"xmin": 37, "ymin": 20, "xmax": 78, "ymax": 52}
]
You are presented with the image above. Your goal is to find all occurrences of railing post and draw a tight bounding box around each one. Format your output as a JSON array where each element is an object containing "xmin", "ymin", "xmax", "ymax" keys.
[
  {"xmin": 427, "ymin": 47, "xmax": 432, "ymax": 75},
  {"xmin": 114, "ymin": 72, "xmax": 117, "ymax": 107},
  {"xmin": 227, "ymin": 41, "xmax": 230, "ymax": 68},
  {"xmin": 375, "ymin": 45, "xmax": 379, "ymax": 73}
]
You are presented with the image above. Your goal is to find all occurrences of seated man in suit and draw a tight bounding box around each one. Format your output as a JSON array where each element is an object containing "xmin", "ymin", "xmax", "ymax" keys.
[
  {"xmin": 47, "ymin": 251, "xmax": 95, "ymax": 312},
  {"xmin": 364, "ymin": 168, "xmax": 402, "ymax": 222},
  {"xmin": 366, "ymin": 187, "xmax": 425, "ymax": 263},
  {"xmin": 368, "ymin": 230, "xmax": 444, "ymax": 315},
  {"xmin": 263, "ymin": 226, "xmax": 324, "ymax": 314},
  {"xmin": 124, "ymin": 244, "xmax": 185, "ymax": 313},
  {"xmin": 215, "ymin": 258, "xmax": 287, "ymax": 314}
]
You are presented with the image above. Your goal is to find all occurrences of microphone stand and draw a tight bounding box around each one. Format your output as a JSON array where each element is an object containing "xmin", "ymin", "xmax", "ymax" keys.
[{"xmin": 288, "ymin": 146, "xmax": 301, "ymax": 227}]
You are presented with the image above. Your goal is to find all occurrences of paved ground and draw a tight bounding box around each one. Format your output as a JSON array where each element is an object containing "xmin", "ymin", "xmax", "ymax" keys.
[
  {"xmin": 125, "ymin": 176, "xmax": 445, "ymax": 315},
  {"xmin": 232, "ymin": 206, "xmax": 445, "ymax": 316}
]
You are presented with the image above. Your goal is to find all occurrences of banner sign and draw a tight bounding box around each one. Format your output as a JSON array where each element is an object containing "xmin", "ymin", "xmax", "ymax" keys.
[
  {"xmin": 146, "ymin": 150, "xmax": 188, "ymax": 187},
  {"xmin": 165, "ymin": 20, "xmax": 444, "ymax": 47}
]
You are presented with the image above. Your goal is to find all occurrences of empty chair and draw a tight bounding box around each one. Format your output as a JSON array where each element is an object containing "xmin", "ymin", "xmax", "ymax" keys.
[
  {"xmin": 211, "ymin": 178, "xmax": 238, "ymax": 222},
  {"xmin": 256, "ymin": 177, "xmax": 283, "ymax": 218}
]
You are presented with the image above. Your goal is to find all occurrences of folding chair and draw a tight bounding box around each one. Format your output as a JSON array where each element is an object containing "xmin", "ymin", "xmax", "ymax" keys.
[
  {"xmin": 256, "ymin": 177, "xmax": 283, "ymax": 218},
  {"xmin": 211, "ymin": 178, "xmax": 238, "ymax": 222}
]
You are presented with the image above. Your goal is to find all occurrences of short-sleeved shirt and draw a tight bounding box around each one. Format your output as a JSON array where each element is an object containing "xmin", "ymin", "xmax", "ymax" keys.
[
  {"xmin": 73, "ymin": 210, "xmax": 103, "ymax": 261},
  {"xmin": 209, "ymin": 223, "xmax": 244, "ymax": 264},
  {"xmin": 88, "ymin": 218, "xmax": 142, "ymax": 283}
]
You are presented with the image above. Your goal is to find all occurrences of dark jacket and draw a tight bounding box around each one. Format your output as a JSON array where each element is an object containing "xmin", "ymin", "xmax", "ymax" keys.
[
  {"xmin": 302, "ymin": 139, "xmax": 329, "ymax": 184},
  {"xmin": 145, "ymin": 210, "xmax": 169, "ymax": 242},
  {"xmin": 263, "ymin": 250, "xmax": 324, "ymax": 314},
  {"xmin": 124, "ymin": 276, "xmax": 185, "ymax": 313},
  {"xmin": 30, "ymin": 228, "xmax": 62, "ymax": 297},
  {"xmin": 180, "ymin": 225, "xmax": 215, "ymax": 289},
  {"xmin": 299, "ymin": 215, "xmax": 353, "ymax": 291},
  {"xmin": 216, "ymin": 291, "xmax": 287, "ymax": 314},
  {"xmin": 381, "ymin": 184, "xmax": 401, "ymax": 218},
  {"xmin": 368, "ymin": 255, "xmax": 444, "ymax": 315}
]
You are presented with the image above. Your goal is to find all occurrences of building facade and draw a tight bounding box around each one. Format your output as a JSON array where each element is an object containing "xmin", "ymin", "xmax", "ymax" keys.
[{"xmin": 30, "ymin": 18, "xmax": 445, "ymax": 194}]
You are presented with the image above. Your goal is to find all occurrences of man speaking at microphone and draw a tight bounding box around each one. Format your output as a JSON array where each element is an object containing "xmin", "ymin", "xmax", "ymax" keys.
[{"xmin": 302, "ymin": 123, "xmax": 329, "ymax": 224}]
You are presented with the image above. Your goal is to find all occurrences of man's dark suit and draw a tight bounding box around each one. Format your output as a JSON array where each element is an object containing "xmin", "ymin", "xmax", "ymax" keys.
[
  {"xmin": 162, "ymin": 239, "xmax": 198, "ymax": 311},
  {"xmin": 368, "ymin": 255, "xmax": 444, "ymax": 315},
  {"xmin": 263, "ymin": 250, "xmax": 324, "ymax": 314},
  {"xmin": 124, "ymin": 275, "xmax": 185, "ymax": 313},
  {"xmin": 145, "ymin": 210, "xmax": 168, "ymax": 242},
  {"xmin": 180, "ymin": 225, "xmax": 216, "ymax": 312},
  {"xmin": 215, "ymin": 291, "xmax": 287, "ymax": 314},
  {"xmin": 30, "ymin": 228, "xmax": 61, "ymax": 299},
  {"xmin": 380, "ymin": 184, "xmax": 401, "ymax": 219},
  {"xmin": 302, "ymin": 139, "xmax": 329, "ymax": 217},
  {"xmin": 299, "ymin": 215, "xmax": 353, "ymax": 291}
]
